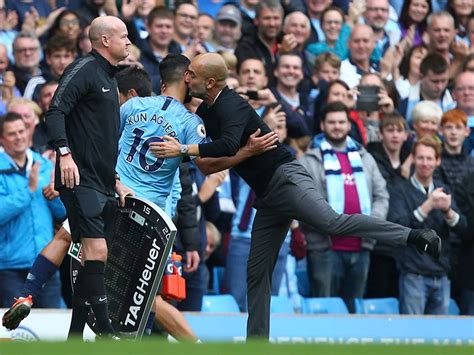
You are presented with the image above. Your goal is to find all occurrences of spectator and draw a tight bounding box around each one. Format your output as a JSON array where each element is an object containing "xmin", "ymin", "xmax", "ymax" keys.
[
  {"xmin": 11, "ymin": 32, "xmax": 42, "ymax": 95},
  {"xmin": 305, "ymin": 0, "xmax": 332, "ymax": 45},
  {"xmin": 426, "ymin": 11, "xmax": 456, "ymax": 65},
  {"xmin": 0, "ymin": 112, "xmax": 66, "ymax": 308},
  {"xmin": 196, "ymin": 13, "xmax": 215, "ymax": 52},
  {"xmin": 76, "ymin": 0, "xmax": 111, "ymax": 26},
  {"xmin": 0, "ymin": 5, "xmax": 18, "ymax": 62},
  {"xmin": 270, "ymin": 53, "xmax": 310, "ymax": 142},
  {"xmin": 24, "ymin": 35, "xmax": 76, "ymax": 101},
  {"xmin": 211, "ymin": 4, "xmax": 242, "ymax": 53},
  {"xmin": 363, "ymin": 0, "xmax": 401, "ymax": 55},
  {"xmin": 238, "ymin": 0, "xmax": 258, "ymax": 39},
  {"xmin": 452, "ymin": 71, "xmax": 474, "ymax": 155},
  {"xmin": 398, "ymin": 0, "xmax": 432, "ymax": 47},
  {"xmin": 139, "ymin": 6, "xmax": 180, "ymax": 94},
  {"xmin": 393, "ymin": 44, "xmax": 428, "ymax": 100},
  {"xmin": 235, "ymin": 0, "xmax": 283, "ymax": 86},
  {"xmin": 120, "ymin": 0, "xmax": 156, "ymax": 41},
  {"xmin": 174, "ymin": 2, "xmax": 199, "ymax": 53},
  {"xmin": 365, "ymin": 114, "xmax": 410, "ymax": 298},
  {"xmin": 454, "ymin": 171, "xmax": 474, "ymax": 315},
  {"xmin": 435, "ymin": 109, "xmax": 474, "ymax": 189},
  {"xmin": 47, "ymin": 10, "xmax": 82, "ymax": 45},
  {"xmin": 400, "ymin": 53, "xmax": 454, "ymax": 124},
  {"xmin": 7, "ymin": 98, "xmax": 41, "ymax": 149},
  {"xmin": 411, "ymin": 100, "xmax": 443, "ymax": 142},
  {"xmin": 446, "ymin": 0, "xmax": 472, "ymax": 43},
  {"xmin": 34, "ymin": 81, "xmax": 58, "ymax": 155},
  {"xmin": 339, "ymin": 24, "xmax": 378, "ymax": 89},
  {"xmin": 388, "ymin": 136, "xmax": 466, "ymax": 315},
  {"xmin": 77, "ymin": 25, "xmax": 92, "ymax": 57},
  {"xmin": 299, "ymin": 101, "xmax": 389, "ymax": 312},
  {"xmin": 0, "ymin": 43, "xmax": 20, "ymax": 115}
]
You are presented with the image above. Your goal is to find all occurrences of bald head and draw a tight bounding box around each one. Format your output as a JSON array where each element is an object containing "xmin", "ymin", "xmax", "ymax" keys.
[
  {"xmin": 89, "ymin": 16, "xmax": 125, "ymax": 47},
  {"xmin": 88, "ymin": 16, "xmax": 130, "ymax": 65},
  {"xmin": 193, "ymin": 53, "xmax": 228, "ymax": 84},
  {"xmin": 349, "ymin": 24, "xmax": 375, "ymax": 64}
]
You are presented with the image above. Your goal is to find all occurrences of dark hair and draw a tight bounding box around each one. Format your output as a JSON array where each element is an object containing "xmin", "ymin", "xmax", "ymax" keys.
[
  {"xmin": 45, "ymin": 35, "xmax": 77, "ymax": 56},
  {"xmin": 399, "ymin": 44, "xmax": 427, "ymax": 79},
  {"xmin": 159, "ymin": 54, "xmax": 190, "ymax": 86},
  {"xmin": 446, "ymin": 0, "xmax": 473, "ymax": 32},
  {"xmin": 0, "ymin": 112, "xmax": 23, "ymax": 137},
  {"xmin": 420, "ymin": 53, "xmax": 448, "ymax": 76},
  {"xmin": 399, "ymin": 0, "xmax": 432, "ymax": 30},
  {"xmin": 320, "ymin": 6, "xmax": 344, "ymax": 26},
  {"xmin": 321, "ymin": 101, "xmax": 349, "ymax": 122},
  {"xmin": 148, "ymin": 6, "xmax": 174, "ymax": 25},
  {"xmin": 48, "ymin": 10, "xmax": 81, "ymax": 39},
  {"xmin": 115, "ymin": 66, "xmax": 152, "ymax": 97},
  {"xmin": 255, "ymin": 0, "xmax": 284, "ymax": 19}
]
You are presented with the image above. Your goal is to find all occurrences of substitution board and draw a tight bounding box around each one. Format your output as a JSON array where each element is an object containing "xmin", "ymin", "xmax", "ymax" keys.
[{"xmin": 68, "ymin": 196, "xmax": 176, "ymax": 340}]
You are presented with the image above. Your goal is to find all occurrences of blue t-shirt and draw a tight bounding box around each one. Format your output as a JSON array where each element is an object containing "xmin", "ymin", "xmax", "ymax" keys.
[{"xmin": 117, "ymin": 96, "xmax": 206, "ymax": 209}]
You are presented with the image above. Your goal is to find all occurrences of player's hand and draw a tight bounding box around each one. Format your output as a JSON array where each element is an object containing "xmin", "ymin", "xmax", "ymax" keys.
[
  {"xmin": 184, "ymin": 250, "xmax": 200, "ymax": 273},
  {"xmin": 28, "ymin": 162, "xmax": 40, "ymax": 192},
  {"xmin": 42, "ymin": 183, "xmax": 60, "ymax": 200},
  {"xmin": 149, "ymin": 136, "xmax": 182, "ymax": 158},
  {"xmin": 243, "ymin": 128, "xmax": 279, "ymax": 157},
  {"xmin": 59, "ymin": 154, "xmax": 80, "ymax": 189},
  {"xmin": 115, "ymin": 180, "xmax": 135, "ymax": 207}
]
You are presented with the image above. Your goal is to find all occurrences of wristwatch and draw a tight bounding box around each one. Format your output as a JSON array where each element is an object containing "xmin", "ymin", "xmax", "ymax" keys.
[
  {"xmin": 58, "ymin": 146, "xmax": 71, "ymax": 157},
  {"xmin": 180, "ymin": 144, "xmax": 189, "ymax": 155}
]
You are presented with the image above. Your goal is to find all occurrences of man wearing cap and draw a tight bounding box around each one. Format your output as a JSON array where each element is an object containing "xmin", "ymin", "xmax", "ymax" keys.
[{"xmin": 212, "ymin": 4, "xmax": 242, "ymax": 53}]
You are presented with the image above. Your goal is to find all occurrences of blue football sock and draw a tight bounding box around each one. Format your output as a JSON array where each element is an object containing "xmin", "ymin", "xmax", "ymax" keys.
[
  {"xmin": 21, "ymin": 254, "xmax": 58, "ymax": 299},
  {"xmin": 144, "ymin": 312, "xmax": 156, "ymax": 336}
]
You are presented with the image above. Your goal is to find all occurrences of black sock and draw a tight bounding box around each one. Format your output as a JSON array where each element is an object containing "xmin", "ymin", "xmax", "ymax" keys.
[
  {"xmin": 68, "ymin": 267, "xmax": 90, "ymax": 339},
  {"xmin": 83, "ymin": 260, "xmax": 114, "ymax": 335}
]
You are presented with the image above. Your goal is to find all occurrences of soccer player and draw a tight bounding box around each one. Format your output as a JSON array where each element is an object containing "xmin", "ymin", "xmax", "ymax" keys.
[
  {"xmin": 2, "ymin": 55, "xmax": 276, "ymax": 338},
  {"xmin": 153, "ymin": 52, "xmax": 443, "ymax": 339}
]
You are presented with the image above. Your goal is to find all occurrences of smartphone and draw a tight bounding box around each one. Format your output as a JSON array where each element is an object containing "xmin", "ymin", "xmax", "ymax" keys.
[
  {"xmin": 246, "ymin": 91, "xmax": 259, "ymax": 100},
  {"xmin": 356, "ymin": 85, "xmax": 380, "ymax": 113}
]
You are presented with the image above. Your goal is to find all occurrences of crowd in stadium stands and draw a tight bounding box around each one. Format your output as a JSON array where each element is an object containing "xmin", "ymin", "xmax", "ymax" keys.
[{"xmin": 1, "ymin": 0, "xmax": 474, "ymax": 319}]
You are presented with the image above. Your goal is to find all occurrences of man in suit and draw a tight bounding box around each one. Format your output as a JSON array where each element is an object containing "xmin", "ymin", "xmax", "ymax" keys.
[{"xmin": 153, "ymin": 52, "xmax": 442, "ymax": 340}]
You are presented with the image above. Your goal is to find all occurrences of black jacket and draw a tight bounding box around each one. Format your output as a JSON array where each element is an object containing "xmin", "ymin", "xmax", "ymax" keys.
[
  {"xmin": 433, "ymin": 148, "xmax": 474, "ymax": 191},
  {"xmin": 46, "ymin": 50, "xmax": 121, "ymax": 194},
  {"xmin": 388, "ymin": 180, "xmax": 467, "ymax": 276},
  {"xmin": 197, "ymin": 87, "xmax": 293, "ymax": 196},
  {"xmin": 454, "ymin": 172, "xmax": 474, "ymax": 291},
  {"xmin": 235, "ymin": 33, "xmax": 278, "ymax": 86}
]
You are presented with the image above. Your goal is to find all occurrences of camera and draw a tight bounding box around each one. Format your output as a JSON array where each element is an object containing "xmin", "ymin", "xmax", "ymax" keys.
[
  {"xmin": 246, "ymin": 91, "xmax": 259, "ymax": 100},
  {"xmin": 356, "ymin": 85, "xmax": 380, "ymax": 113}
]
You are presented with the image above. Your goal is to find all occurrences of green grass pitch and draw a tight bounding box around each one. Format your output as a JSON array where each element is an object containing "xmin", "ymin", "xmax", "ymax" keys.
[{"xmin": 0, "ymin": 340, "xmax": 473, "ymax": 355}]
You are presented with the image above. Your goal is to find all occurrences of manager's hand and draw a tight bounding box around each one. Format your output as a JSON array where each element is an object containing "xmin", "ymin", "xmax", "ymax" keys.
[
  {"xmin": 150, "ymin": 136, "xmax": 181, "ymax": 158},
  {"xmin": 243, "ymin": 128, "xmax": 279, "ymax": 157},
  {"xmin": 60, "ymin": 154, "xmax": 80, "ymax": 189}
]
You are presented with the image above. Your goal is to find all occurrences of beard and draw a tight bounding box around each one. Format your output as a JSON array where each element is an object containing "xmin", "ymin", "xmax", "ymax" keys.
[{"xmin": 183, "ymin": 87, "xmax": 192, "ymax": 104}]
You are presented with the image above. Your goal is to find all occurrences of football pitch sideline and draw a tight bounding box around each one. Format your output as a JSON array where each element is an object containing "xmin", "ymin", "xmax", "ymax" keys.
[{"xmin": 0, "ymin": 340, "xmax": 473, "ymax": 355}]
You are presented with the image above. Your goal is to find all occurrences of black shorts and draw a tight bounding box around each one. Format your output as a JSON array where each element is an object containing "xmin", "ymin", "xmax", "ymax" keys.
[{"xmin": 59, "ymin": 186, "xmax": 117, "ymax": 243}]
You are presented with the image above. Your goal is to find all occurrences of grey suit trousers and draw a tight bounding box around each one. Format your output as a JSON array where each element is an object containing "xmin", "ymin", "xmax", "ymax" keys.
[{"xmin": 246, "ymin": 160, "xmax": 410, "ymax": 338}]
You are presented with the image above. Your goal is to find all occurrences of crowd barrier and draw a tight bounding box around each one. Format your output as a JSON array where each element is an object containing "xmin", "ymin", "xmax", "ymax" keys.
[{"xmin": 0, "ymin": 309, "xmax": 473, "ymax": 344}]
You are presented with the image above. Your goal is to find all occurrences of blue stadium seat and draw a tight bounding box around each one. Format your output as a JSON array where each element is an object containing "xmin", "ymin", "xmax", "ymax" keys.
[
  {"xmin": 201, "ymin": 295, "xmax": 240, "ymax": 313},
  {"xmin": 295, "ymin": 269, "xmax": 311, "ymax": 297},
  {"xmin": 355, "ymin": 298, "xmax": 400, "ymax": 314},
  {"xmin": 301, "ymin": 297, "xmax": 349, "ymax": 314},
  {"xmin": 210, "ymin": 266, "xmax": 225, "ymax": 294},
  {"xmin": 270, "ymin": 296, "xmax": 295, "ymax": 314},
  {"xmin": 449, "ymin": 299, "xmax": 460, "ymax": 315}
]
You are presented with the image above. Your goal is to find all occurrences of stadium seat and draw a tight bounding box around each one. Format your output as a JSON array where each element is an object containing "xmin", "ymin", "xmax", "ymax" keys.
[
  {"xmin": 210, "ymin": 266, "xmax": 225, "ymax": 294},
  {"xmin": 270, "ymin": 296, "xmax": 295, "ymax": 314},
  {"xmin": 449, "ymin": 299, "xmax": 460, "ymax": 315},
  {"xmin": 201, "ymin": 295, "xmax": 240, "ymax": 313},
  {"xmin": 295, "ymin": 269, "xmax": 311, "ymax": 297},
  {"xmin": 355, "ymin": 298, "xmax": 400, "ymax": 314},
  {"xmin": 301, "ymin": 297, "xmax": 349, "ymax": 314}
]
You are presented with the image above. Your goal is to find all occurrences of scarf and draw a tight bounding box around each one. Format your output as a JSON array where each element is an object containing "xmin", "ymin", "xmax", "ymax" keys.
[{"xmin": 320, "ymin": 136, "xmax": 371, "ymax": 216}]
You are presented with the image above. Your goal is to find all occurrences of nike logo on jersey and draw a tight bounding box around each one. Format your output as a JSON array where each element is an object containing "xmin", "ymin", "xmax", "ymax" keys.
[
  {"xmin": 102, "ymin": 87, "xmax": 110, "ymax": 93},
  {"xmin": 99, "ymin": 296, "xmax": 107, "ymax": 302}
]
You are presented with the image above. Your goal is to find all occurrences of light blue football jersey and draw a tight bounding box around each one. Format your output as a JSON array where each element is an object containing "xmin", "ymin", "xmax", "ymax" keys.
[{"xmin": 116, "ymin": 96, "xmax": 206, "ymax": 210}]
